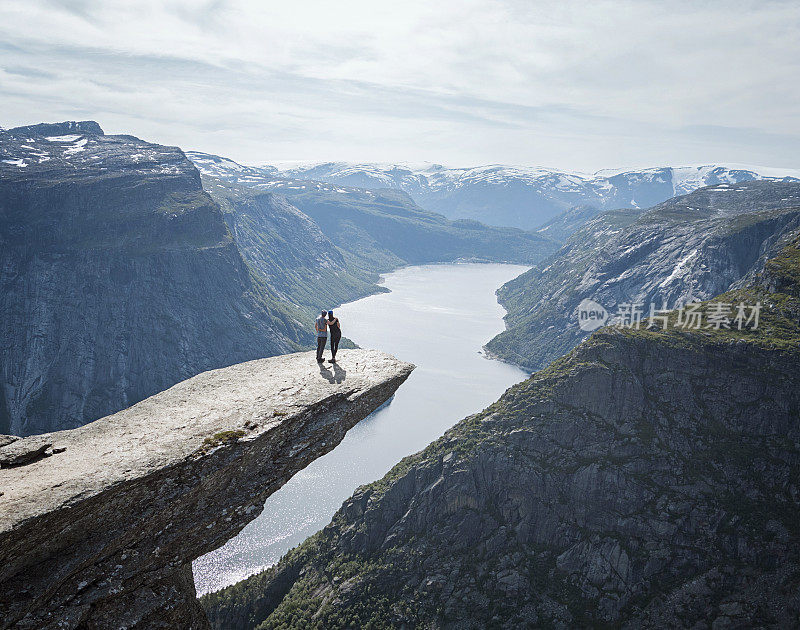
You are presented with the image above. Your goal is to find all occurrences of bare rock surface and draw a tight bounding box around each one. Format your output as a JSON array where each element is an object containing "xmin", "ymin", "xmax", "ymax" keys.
[
  {"xmin": 0, "ymin": 435, "xmax": 19, "ymax": 449},
  {"xmin": 0, "ymin": 436, "xmax": 53, "ymax": 468},
  {"xmin": 0, "ymin": 349, "xmax": 413, "ymax": 629}
]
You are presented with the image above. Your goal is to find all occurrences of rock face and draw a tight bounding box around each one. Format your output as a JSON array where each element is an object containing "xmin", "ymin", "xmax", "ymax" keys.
[
  {"xmin": 201, "ymin": 177, "xmax": 379, "ymax": 311},
  {"xmin": 201, "ymin": 237, "xmax": 800, "ymax": 628},
  {"xmin": 0, "ymin": 122, "xmax": 309, "ymax": 436},
  {"xmin": 534, "ymin": 203, "xmax": 605, "ymax": 242},
  {"xmin": 0, "ymin": 349, "xmax": 413, "ymax": 630},
  {"xmin": 487, "ymin": 181, "xmax": 800, "ymax": 371}
]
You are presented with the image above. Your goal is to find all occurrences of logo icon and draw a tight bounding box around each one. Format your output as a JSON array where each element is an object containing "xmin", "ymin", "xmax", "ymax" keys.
[{"xmin": 576, "ymin": 298, "xmax": 609, "ymax": 332}]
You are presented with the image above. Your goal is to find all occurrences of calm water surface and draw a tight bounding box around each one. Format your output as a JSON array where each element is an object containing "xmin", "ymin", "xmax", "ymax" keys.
[{"xmin": 193, "ymin": 263, "xmax": 528, "ymax": 594}]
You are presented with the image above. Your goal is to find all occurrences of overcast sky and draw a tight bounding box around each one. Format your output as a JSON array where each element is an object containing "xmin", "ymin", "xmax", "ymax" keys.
[{"xmin": 1, "ymin": 0, "xmax": 798, "ymax": 172}]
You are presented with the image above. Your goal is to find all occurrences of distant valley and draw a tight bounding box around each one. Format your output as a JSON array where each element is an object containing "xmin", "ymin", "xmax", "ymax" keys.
[{"xmin": 188, "ymin": 152, "xmax": 558, "ymax": 274}]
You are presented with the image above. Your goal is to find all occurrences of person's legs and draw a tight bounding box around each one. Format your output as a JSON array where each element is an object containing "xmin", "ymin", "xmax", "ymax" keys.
[
  {"xmin": 330, "ymin": 336, "xmax": 339, "ymax": 360},
  {"xmin": 316, "ymin": 336, "xmax": 326, "ymax": 361}
]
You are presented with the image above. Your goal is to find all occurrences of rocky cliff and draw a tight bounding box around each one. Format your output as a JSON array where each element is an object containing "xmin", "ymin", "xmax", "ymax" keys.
[
  {"xmin": 487, "ymin": 181, "xmax": 800, "ymax": 371},
  {"xmin": 201, "ymin": 177, "xmax": 380, "ymax": 312},
  {"xmin": 0, "ymin": 122, "xmax": 309, "ymax": 436},
  {"xmin": 0, "ymin": 349, "xmax": 413, "ymax": 629},
  {"xmin": 202, "ymin": 235, "xmax": 800, "ymax": 628}
]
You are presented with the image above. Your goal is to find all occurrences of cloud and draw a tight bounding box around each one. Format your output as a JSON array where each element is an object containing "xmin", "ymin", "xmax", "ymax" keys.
[{"xmin": 0, "ymin": 0, "xmax": 798, "ymax": 170}]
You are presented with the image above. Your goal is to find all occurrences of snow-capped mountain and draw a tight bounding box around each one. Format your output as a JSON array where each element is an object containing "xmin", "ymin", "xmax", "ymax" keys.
[
  {"xmin": 188, "ymin": 151, "xmax": 369, "ymax": 197},
  {"xmin": 270, "ymin": 161, "xmax": 800, "ymax": 232},
  {"xmin": 186, "ymin": 151, "xmax": 277, "ymax": 181},
  {"xmin": 187, "ymin": 152, "xmax": 800, "ymax": 235},
  {"xmin": 186, "ymin": 151, "xmax": 558, "ymax": 271}
]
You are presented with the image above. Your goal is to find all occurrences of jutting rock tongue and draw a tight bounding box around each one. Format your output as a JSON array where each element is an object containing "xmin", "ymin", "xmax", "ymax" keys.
[{"xmin": 0, "ymin": 349, "xmax": 413, "ymax": 630}]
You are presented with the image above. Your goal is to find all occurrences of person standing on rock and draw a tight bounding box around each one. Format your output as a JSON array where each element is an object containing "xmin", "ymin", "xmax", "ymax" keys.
[
  {"xmin": 315, "ymin": 310, "xmax": 328, "ymax": 362},
  {"xmin": 327, "ymin": 310, "xmax": 341, "ymax": 363}
]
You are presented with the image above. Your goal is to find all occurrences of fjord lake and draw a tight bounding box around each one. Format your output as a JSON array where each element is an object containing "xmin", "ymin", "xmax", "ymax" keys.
[{"xmin": 193, "ymin": 263, "xmax": 529, "ymax": 594}]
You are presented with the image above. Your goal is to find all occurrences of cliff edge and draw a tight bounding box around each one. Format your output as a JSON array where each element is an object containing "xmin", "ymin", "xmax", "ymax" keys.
[{"xmin": 0, "ymin": 349, "xmax": 413, "ymax": 629}]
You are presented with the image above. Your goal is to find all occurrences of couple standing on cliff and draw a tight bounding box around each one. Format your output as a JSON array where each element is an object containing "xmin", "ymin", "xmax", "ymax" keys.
[{"xmin": 315, "ymin": 310, "xmax": 342, "ymax": 363}]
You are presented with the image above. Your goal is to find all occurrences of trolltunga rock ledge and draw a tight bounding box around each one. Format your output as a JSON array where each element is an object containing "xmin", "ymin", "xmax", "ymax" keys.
[{"xmin": 0, "ymin": 349, "xmax": 413, "ymax": 629}]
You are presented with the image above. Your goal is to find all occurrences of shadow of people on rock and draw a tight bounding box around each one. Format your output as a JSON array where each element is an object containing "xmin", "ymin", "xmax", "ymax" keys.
[
  {"xmin": 318, "ymin": 363, "xmax": 335, "ymax": 383},
  {"xmin": 331, "ymin": 363, "xmax": 346, "ymax": 383},
  {"xmin": 318, "ymin": 362, "xmax": 347, "ymax": 384}
]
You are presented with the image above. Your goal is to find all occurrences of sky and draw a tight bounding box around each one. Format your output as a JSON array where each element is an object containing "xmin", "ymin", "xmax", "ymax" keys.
[{"xmin": 0, "ymin": 0, "xmax": 798, "ymax": 172}]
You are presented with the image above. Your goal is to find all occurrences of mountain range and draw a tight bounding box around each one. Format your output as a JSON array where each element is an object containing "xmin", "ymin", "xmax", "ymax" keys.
[
  {"xmin": 241, "ymin": 160, "xmax": 800, "ymax": 232},
  {"xmin": 188, "ymin": 152, "xmax": 557, "ymax": 273}
]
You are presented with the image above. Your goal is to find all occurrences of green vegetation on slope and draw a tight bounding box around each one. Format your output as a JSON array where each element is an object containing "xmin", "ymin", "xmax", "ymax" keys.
[{"xmin": 273, "ymin": 185, "xmax": 557, "ymax": 271}]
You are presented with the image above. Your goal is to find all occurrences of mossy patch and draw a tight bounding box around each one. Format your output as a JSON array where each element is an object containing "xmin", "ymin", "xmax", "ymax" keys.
[
  {"xmin": 200, "ymin": 429, "xmax": 247, "ymax": 453},
  {"xmin": 764, "ymin": 232, "xmax": 800, "ymax": 292}
]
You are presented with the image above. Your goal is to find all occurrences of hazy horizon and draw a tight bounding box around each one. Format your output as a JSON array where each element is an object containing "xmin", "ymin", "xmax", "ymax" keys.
[{"xmin": 2, "ymin": 1, "xmax": 799, "ymax": 172}]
